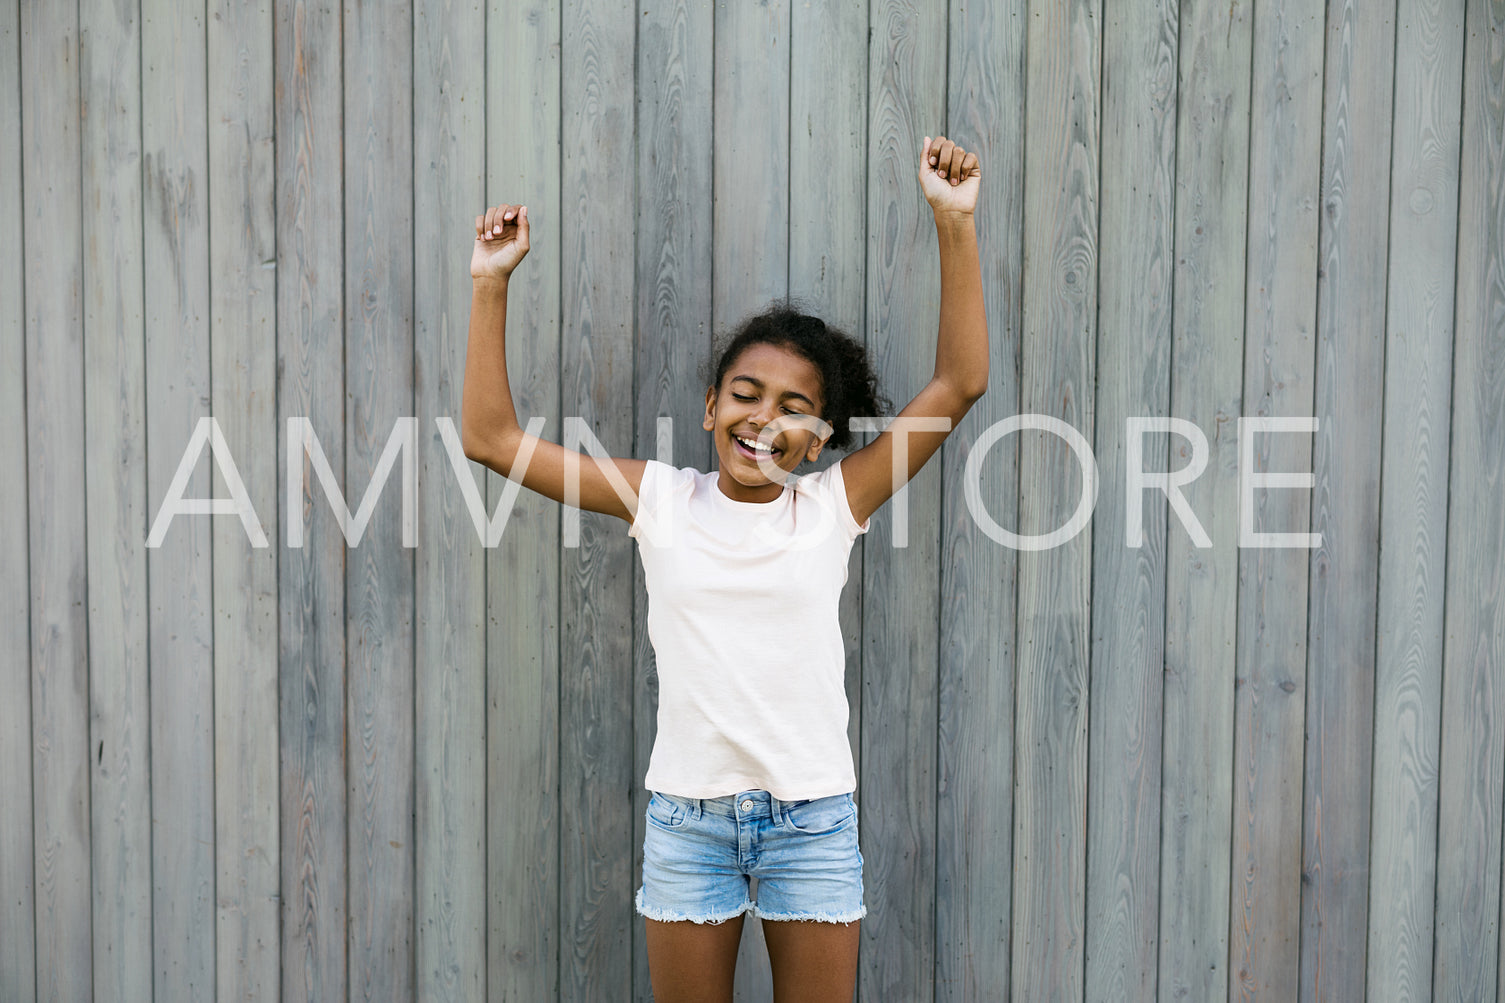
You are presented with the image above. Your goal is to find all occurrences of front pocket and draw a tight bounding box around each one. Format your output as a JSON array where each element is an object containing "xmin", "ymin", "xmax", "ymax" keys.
[
  {"xmin": 783, "ymin": 795, "xmax": 856, "ymax": 835},
  {"xmin": 646, "ymin": 792, "xmax": 688, "ymax": 829}
]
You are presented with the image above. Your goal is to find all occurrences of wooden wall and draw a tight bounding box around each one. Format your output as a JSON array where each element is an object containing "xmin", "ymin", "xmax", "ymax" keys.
[{"xmin": 2, "ymin": 0, "xmax": 1501, "ymax": 999}]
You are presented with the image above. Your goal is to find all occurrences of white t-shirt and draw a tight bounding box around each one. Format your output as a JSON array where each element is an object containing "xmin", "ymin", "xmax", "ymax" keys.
[{"xmin": 628, "ymin": 457, "xmax": 870, "ymax": 801}]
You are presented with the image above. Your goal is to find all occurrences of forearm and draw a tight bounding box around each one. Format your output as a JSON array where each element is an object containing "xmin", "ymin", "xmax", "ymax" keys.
[
  {"xmin": 933, "ymin": 211, "xmax": 988, "ymax": 400},
  {"xmin": 461, "ymin": 277, "xmax": 525, "ymax": 467}
]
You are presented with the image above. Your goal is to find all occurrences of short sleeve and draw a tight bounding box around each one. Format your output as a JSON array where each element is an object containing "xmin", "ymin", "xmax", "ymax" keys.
[
  {"xmin": 826, "ymin": 458, "xmax": 870, "ymax": 539},
  {"xmin": 627, "ymin": 459, "xmax": 666, "ymax": 540}
]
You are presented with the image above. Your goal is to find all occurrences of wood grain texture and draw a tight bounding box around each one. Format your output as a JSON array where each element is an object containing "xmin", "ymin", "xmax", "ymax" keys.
[
  {"xmin": 1087, "ymin": 0, "xmax": 1177, "ymax": 995},
  {"xmin": 78, "ymin": 0, "xmax": 152, "ymax": 997},
  {"xmin": 1012, "ymin": 0, "xmax": 1100, "ymax": 996},
  {"xmin": 1432, "ymin": 0, "xmax": 1505, "ymax": 995},
  {"xmin": 414, "ymin": 0, "xmax": 487, "ymax": 998},
  {"xmin": 712, "ymin": 0, "xmax": 789, "ymax": 337},
  {"xmin": 343, "ymin": 1, "xmax": 416, "ymax": 997},
  {"xmin": 207, "ymin": 0, "xmax": 280, "ymax": 998},
  {"xmin": 1158, "ymin": 0, "xmax": 1250, "ymax": 998},
  {"xmin": 20, "ymin": 2, "xmax": 93, "ymax": 998},
  {"xmin": 560, "ymin": 0, "xmax": 637, "ymax": 995},
  {"xmin": 1365, "ymin": 0, "xmax": 1465, "ymax": 998},
  {"xmin": 0, "ymin": 0, "xmax": 36, "ymax": 997},
  {"xmin": 1298, "ymin": 0, "xmax": 1396, "ymax": 996},
  {"xmin": 485, "ymin": 1, "xmax": 563, "ymax": 999},
  {"xmin": 935, "ymin": 0, "xmax": 1024, "ymax": 998},
  {"xmin": 632, "ymin": 0, "xmax": 716, "ymax": 997},
  {"xmin": 1229, "ymin": 0, "xmax": 1325, "ymax": 996},
  {"xmin": 861, "ymin": 3, "xmax": 947, "ymax": 1001},
  {"xmin": 141, "ymin": 2, "xmax": 217, "ymax": 998},
  {"xmin": 275, "ymin": 1, "xmax": 347, "ymax": 999}
]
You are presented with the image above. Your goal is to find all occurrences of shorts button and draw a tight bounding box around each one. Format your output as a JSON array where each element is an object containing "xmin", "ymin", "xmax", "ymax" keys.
[{"xmin": 741, "ymin": 799, "xmax": 754, "ymax": 812}]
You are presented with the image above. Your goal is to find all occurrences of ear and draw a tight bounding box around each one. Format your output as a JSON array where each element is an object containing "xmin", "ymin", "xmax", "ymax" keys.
[
  {"xmin": 803, "ymin": 431, "xmax": 829, "ymax": 464},
  {"xmin": 702, "ymin": 386, "xmax": 716, "ymax": 431}
]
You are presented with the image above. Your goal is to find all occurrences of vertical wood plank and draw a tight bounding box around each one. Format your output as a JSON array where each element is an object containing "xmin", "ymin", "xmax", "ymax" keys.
[
  {"xmin": 276, "ymin": 0, "xmax": 347, "ymax": 998},
  {"xmin": 343, "ymin": 0, "xmax": 415, "ymax": 997},
  {"xmin": 414, "ymin": 0, "xmax": 487, "ymax": 998},
  {"xmin": 861, "ymin": 2, "xmax": 946, "ymax": 1000},
  {"xmin": 484, "ymin": 1, "xmax": 562, "ymax": 998},
  {"xmin": 141, "ymin": 1, "xmax": 217, "ymax": 997},
  {"xmin": 1433, "ymin": 0, "xmax": 1505, "ymax": 994},
  {"xmin": 78, "ymin": 0, "xmax": 152, "ymax": 996},
  {"xmin": 712, "ymin": 0, "xmax": 789, "ymax": 333},
  {"xmin": 935, "ymin": 0, "xmax": 1024, "ymax": 997},
  {"xmin": 207, "ymin": 0, "xmax": 280, "ymax": 996},
  {"xmin": 0, "ymin": 0, "xmax": 36, "ymax": 997},
  {"xmin": 1011, "ymin": 0, "xmax": 1100, "ymax": 995},
  {"xmin": 560, "ymin": 0, "xmax": 636, "ymax": 995},
  {"xmin": 1228, "ymin": 0, "xmax": 1325, "ymax": 996},
  {"xmin": 1158, "ymin": 0, "xmax": 1251, "ymax": 999},
  {"xmin": 20, "ymin": 1, "xmax": 92, "ymax": 996},
  {"xmin": 632, "ymin": 0, "xmax": 714, "ymax": 997},
  {"xmin": 1364, "ymin": 0, "xmax": 1465, "ymax": 997},
  {"xmin": 1297, "ymin": 0, "xmax": 1396, "ymax": 996},
  {"xmin": 1087, "ymin": 0, "xmax": 1177, "ymax": 995}
]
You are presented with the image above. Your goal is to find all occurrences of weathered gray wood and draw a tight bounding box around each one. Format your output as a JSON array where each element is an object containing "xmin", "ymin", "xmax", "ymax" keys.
[
  {"xmin": 343, "ymin": 1, "xmax": 416, "ymax": 997},
  {"xmin": 862, "ymin": 3, "xmax": 947, "ymax": 1001},
  {"xmin": 1012, "ymin": 0, "xmax": 1100, "ymax": 995},
  {"xmin": 414, "ymin": 0, "xmax": 487, "ymax": 998},
  {"xmin": 141, "ymin": 2, "xmax": 217, "ymax": 998},
  {"xmin": 275, "ymin": 0, "xmax": 347, "ymax": 999},
  {"xmin": 484, "ymin": 1, "xmax": 563, "ymax": 999},
  {"xmin": 206, "ymin": 0, "xmax": 280, "ymax": 997},
  {"xmin": 1229, "ymin": 0, "xmax": 1325, "ymax": 995},
  {"xmin": 1087, "ymin": 0, "xmax": 1177, "ymax": 995},
  {"xmin": 1433, "ymin": 0, "xmax": 1505, "ymax": 994},
  {"xmin": 935, "ymin": 0, "xmax": 1024, "ymax": 997},
  {"xmin": 632, "ymin": 0, "xmax": 715, "ymax": 997},
  {"xmin": 712, "ymin": 0, "xmax": 788, "ymax": 334},
  {"xmin": 1297, "ymin": 0, "xmax": 1396, "ymax": 996},
  {"xmin": 1158, "ymin": 0, "xmax": 1251, "ymax": 999},
  {"xmin": 78, "ymin": 0, "xmax": 152, "ymax": 997},
  {"xmin": 0, "ymin": 1, "xmax": 36, "ymax": 998},
  {"xmin": 560, "ymin": 0, "xmax": 637, "ymax": 995},
  {"xmin": 20, "ymin": 2, "xmax": 92, "ymax": 998},
  {"xmin": 1365, "ymin": 0, "xmax": 1465, "ymax": 997}
]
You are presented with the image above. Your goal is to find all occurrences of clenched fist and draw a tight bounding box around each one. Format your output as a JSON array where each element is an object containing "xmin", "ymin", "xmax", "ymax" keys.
[
  {"xmin": 472, "ymin": 203, "xmax": 530, "ymax": 281},
  {"xmin": 919, "ymin": 136, "xmax": 980, "ymax": 216}
]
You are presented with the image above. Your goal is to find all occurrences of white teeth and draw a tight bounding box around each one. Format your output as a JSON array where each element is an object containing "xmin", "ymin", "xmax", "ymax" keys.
[{"xmin": 736, "ymin": 435, "xmax": 776, "ymax": 454}]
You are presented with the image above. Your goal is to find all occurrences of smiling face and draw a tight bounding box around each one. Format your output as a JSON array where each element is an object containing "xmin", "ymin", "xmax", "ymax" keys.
[{"xmin": 703, "ymin": 341, "xmax": 831, "ymax": 503}]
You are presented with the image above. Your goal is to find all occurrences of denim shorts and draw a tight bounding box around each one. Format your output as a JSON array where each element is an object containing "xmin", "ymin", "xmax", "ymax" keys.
[{"xmin": 635, "ymin": 789, "xmax": 866, "ymax": 925}]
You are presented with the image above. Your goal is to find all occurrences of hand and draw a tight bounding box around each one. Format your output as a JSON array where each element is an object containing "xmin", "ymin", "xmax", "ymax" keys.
[
  {"xmin": 472, "ymin": 203, "xmax": 530, "ymax": 281},
  {"xmin": 918, "ymin": 136, "xmax": 980, "ymax": 216}
]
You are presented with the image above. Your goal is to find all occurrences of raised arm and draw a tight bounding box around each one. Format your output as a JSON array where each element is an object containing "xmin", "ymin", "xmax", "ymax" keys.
[
  {"xmin": 461, "ymin": 203, "xmax": 647, "ymax": 521},
  {"xmin": 841, "ymin": 136, "xmax": 989, "ymax": 527}
]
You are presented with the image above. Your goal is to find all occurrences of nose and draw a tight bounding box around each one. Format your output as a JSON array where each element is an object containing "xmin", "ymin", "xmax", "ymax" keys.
[{"xmin": 749, "ymin": 399, "xmax": 779, "ymax": 428}]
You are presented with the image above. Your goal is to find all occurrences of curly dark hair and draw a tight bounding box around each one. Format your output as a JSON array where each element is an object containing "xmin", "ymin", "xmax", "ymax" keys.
[{"xmin": 704, "ymin": 302, "xmax": 890, "ymax": 453}]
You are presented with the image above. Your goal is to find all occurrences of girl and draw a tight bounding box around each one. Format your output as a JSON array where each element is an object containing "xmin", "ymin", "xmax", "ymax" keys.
[{"xmin": 463, "ymin": 136, "xmax": 985, "ymax": 1002}]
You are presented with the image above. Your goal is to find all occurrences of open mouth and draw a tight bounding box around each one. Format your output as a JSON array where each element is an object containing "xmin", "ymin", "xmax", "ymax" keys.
[{"xmin": 733, "ymin": 434, "xmax": 782, "ymax": 461}]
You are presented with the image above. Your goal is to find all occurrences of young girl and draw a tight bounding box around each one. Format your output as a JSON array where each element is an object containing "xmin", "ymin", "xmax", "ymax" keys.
[{"xmin": 463, "ymin": 136, "xmax": 985, "ymax": 1002}]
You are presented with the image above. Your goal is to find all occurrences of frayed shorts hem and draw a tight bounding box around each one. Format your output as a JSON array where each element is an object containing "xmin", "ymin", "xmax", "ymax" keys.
[
  {"xmin": 751, "ymin": 903, "xmax": 867, "ymax": 924},
  {"xmin": 635, "ymin": 886, "xmax": 754, "ymax": 925}
]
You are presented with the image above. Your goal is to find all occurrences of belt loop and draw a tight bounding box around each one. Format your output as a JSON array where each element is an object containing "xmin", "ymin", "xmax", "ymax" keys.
[
  {"xmin": 692, "ymin": 797, "xmax": 703, "ymax": 821},
  {"xmin": 772, "ymin": 794, "xmax": 785, "ymax": 826}
]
